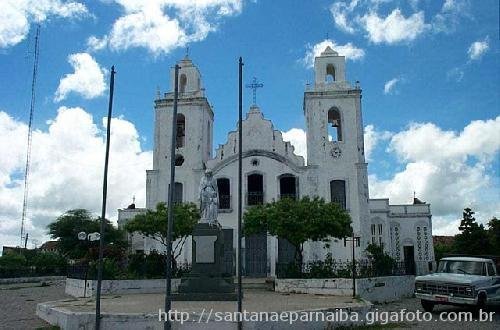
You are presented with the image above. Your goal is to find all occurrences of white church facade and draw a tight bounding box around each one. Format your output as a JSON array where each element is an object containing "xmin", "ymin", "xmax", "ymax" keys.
[{"xmin": 118, "ymin": 47, "xmax": 435, "ymax": 276}]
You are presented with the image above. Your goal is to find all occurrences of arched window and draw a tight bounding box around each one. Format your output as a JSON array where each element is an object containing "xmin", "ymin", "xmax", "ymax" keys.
[
  {"xmin": 217, "ymin": 178, "xmax": 230, "ymax": 210},
  {"xmin": 176, "ymin": 114, "xmax": 185, "ymax": 148},
  {"xmin": 326, "ymin": 64, "xmax": 335, "ymax": 83},
  {"xmin": 175, "ymin": 154, "xmax": 184, "ymax": 166},
  {"xmin": 247, "ymin": 173, "xmax": 264, "ymax": 206},
  {"xmin": 370, "ymin": 219, "xmax": 384, "ymax": 247},
  {"xmin": 179, "ymin": 74, "xmax": 187, "ymax": 93},
  {"xmin": 330, "ymin": 179, "xmax": 346, "ymax": 210},
  {"xmin": 327, "ymin": 108, "xmax": 342, "ymax": 142},
  {"xmin": 279, "ymin": 174, "xmax": 297, "ymax": 200}
]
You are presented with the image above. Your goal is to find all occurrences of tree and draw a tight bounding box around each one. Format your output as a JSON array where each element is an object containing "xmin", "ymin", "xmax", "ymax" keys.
[
  {"xmin": 434, "ymin": 243, "xmax": 454, "ymax": 261},
  {"xmin": 365, "ymin": 243, "xmax": 396, "ymax": 276},
  {"xmin": 48, "ymin": 209, "xmax": 126, "ymax": 259},
  {"xmin": 0, "ymin": 253, "xmax": 26, "ymax": 268},
  {"xmin": 244, "ymin": 196, "xmax": 352, "ymax": 267},
  {"xmin": 452, "ymin": 208, "xmax": 491, "ymax": 255},
  {"xmin": 124, "ymin": 202, "xmax": 199, "ymax": 263},
  {"xmin": 458, "ymin": 208, "xmax": 479, "ymax": 234},
  {"xmin": 487, "ymin": 217, "xmax": 500, "ymax": 253}
]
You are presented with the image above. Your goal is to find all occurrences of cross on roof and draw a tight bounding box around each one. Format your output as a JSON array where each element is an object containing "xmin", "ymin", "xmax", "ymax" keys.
[{"xmin": 245, "ymin": 77, "xmax": 264, "ymax": 105}]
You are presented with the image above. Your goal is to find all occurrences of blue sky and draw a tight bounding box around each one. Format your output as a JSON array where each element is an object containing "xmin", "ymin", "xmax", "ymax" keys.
[{"xmin": 0, "ymin": 0, "xmax": 498, "ymax": 247}]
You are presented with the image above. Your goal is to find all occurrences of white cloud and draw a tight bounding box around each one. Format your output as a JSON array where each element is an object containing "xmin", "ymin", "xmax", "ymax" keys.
[
  {"xmin": 389, "ymin": 118, "xmax": 500, "ymax": 163},
  {"xmin": 0, "ymin": 0, "xmax": 88, "ymax": 48},
  {"xmin": 91, "ymin": 0, "xmax": 244, "ymax": 55},
  {"xmin": 329, "ymin": 1, "xmax": 470, "ymax": 45},
  {"xmin": 363, "ymin": 125, "xmax": 392, "ymax": 161},
  {"xmin": 282, "ymin": 128, "xmax": 307, "ymax": 161},
  {"xmin": 284, "ymin": 118, "xmax": 500, "ymax": 233},
  {"xmin": 54, "ymin": 53, "xmax": 107, "ymax": 102},
  {"xmin": 86, "ymin": 35, "xmax": 108, "ymax": 52},
  {"xmin": 447, "ymin": 67, "xmax": 464, "ymax": 82},
  {"xmin": 329, "ymin": 0, "xmax": 359, "ymax": 33},
  {"xmin": 432, "ymin": 0, "xmax": 471, "ymax": 34},
  {"xmin": 0, "ymin": 107, "xmax": 152, "ymax": 248},
  {"xmin": 302, "ymin": 39, "xmax": 365, "ymax": 68},
  {"xmin": 282, "ymin": 124, "xmax": 393, "ymax": 164},
  {"xmin": 468, "ymin": 37, "xmax": 489, "ymax": 60},
  {"xmin": 360, "ymin": 9, "xmax": 428, "ymax": 44},
  {"xmin": 383, "ymin": 77, "xmax": 400, "ymax": 94},
  {"xmin": 369, "ymin": 117, "xmax": 500, "ymax": 231}
]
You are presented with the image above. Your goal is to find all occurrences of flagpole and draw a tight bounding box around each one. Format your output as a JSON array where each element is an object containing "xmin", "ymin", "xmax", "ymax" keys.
[
  {"xmin": 95, "ymin": 65, "xmax": 116, "ymax": 330},
  {"xmin": 164, "ymin": 64, "xmax": 180, "ymax": 330},
  {"xmin": 237, "ymin": 57, "xmax": 244, "ymax": 330}
]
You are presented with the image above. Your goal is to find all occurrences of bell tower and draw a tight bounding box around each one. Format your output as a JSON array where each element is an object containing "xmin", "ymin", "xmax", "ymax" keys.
[
  {"xmin": 147, "ymin": 56, "xmax": 214, "ymax": 209},
  {"xmin": 304, "ymin": 46, "xmax": 370, "ymax": 247}
]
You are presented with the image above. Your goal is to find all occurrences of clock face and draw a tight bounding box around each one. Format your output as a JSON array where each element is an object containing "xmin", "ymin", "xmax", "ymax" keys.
[{"xmin": 331, "ymin": 146, "xmax": 342, "ymax": 158}]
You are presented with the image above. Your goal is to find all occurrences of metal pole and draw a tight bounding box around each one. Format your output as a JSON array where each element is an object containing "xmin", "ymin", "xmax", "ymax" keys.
[
  {"xmin": 95, "ymin": 65, "xmax": 116, "ymax": 330},
  {"xmin": 164, "ymin": 64, "xmax": 180, "ymax": 330},
  {"xmin": 84, "ymin": 263, "xmax": 88, "ymax": 298},
  {"xmin": 352, "ymin": 231, "xmax": 356, "ymax": 298},
  {"xmin": 237, "ymin": 57, "xmax": 244, "ymax": 330}
]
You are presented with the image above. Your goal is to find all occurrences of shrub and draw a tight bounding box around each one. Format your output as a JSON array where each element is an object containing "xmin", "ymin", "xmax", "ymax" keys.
[
  {"xmin": 0, "ymin": 253, "xmax": 27, "ymax": 267},
  {"xmin": 88, "ymin": 258, "xmax": 124, "ymax": 280},
  {"xmin": 306, "ymin": 253, "xmax": 335, "ymax": 278},
  {"xmin": 365, "ymin": 243, "xmax": 397, "ymax": 276},
  {"xmin": 127, "ymin": 251, "xmax": 165, "ymax": 279}
]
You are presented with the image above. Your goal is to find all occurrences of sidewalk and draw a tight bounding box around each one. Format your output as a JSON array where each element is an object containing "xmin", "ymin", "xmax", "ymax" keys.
[{"xmin": 37, "ymin": 290, "xmax": 372, "ymax": 329}]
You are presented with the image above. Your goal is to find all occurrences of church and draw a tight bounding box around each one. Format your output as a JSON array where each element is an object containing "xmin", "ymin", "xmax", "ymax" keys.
[{"xmin": 118, "ymin": 47, "xmax": 435, "ymax": 277}]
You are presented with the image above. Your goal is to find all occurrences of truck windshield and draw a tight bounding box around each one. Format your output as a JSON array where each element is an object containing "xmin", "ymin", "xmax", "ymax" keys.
[{"xmin": 437, "ymin": 260, "xmax": 486, "ymax": 275}]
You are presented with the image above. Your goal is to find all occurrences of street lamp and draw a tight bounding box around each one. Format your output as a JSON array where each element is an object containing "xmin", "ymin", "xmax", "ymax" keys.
[
  {"xmin": 344, "ymin": 233, "xmax": 360, "ymax": 297},
  {"xmin": 78, "ymin": 232, "xmax": 101, "ymax": 298}
]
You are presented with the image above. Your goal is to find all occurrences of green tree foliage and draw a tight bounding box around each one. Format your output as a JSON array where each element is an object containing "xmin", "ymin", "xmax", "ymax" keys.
[
  {"xmin": 365, "ymin": 243, "xmax": 396, "ymax": 276},
  {"xmin": 0, "ymin": 251, "xmax": 69, "ymax": 278},
  {"xmin": 452, "ymin": 208, "xmax": 492, "ymax": 255},
  {"xmin": 0, "ymin": 253, "xmax": 27, "ymax": 267},
  {"xmin": 488, "ymin": 217, "xmax": 500, "ymax": 253},
  {"xmin": 88, "ymin": 258, "xmax": 123, "ymax": 280},
  {"xmin": 48, "ymin": 209, "xmax": 126, "ymax": 259},
  {"xmin": 127, "ymin": 251, "xmax": 166, "ymax": 279},
  {"xmin": 31, "ymin": 252, "xmax": 67, "ymax": 269},
  {"xmin": 244, "ymin": 196, "xmax": 352, "ymax": 266},
  {"xmin": 124, "ymin": 202, "xmax": 199, "ymax": 260},
  {"xmin": 434, "ymin": 243, "xmax": 454, "ymax": 261}
]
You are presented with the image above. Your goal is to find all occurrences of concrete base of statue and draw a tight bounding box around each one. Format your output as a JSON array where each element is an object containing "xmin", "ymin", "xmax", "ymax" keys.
[{"xmin": 173, "ymin": 222, "xmax": 237, "ymax": 301}]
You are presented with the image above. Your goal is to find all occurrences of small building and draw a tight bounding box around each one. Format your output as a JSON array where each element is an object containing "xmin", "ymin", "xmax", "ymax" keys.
[
  {"xmin": 118, "ymin": 47, "xmax": 435, "ymax": 276},
  {"xmin": 1, "ymin": 246, "xmax": 24, "ymax": 255},
  {"xmin": 39, "ymin": 241, "xmax": 59, "ymax": 254}
]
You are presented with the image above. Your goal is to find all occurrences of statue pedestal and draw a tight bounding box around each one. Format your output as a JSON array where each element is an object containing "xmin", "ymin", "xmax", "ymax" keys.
[{"xmin": 173, "ymin": 223, "xmax": 237, "ymax": 301}]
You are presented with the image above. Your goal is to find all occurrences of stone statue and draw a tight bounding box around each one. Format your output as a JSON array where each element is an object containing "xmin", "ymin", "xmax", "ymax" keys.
[{"xmin": 199, "ymin": 169, "xmax": 219, "ymax": 226}]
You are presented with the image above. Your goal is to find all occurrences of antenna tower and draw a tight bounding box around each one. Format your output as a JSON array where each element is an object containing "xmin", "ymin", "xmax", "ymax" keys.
[{"xmin": 20, "ymin": 25, "xmax": 40, "ymax": 246}]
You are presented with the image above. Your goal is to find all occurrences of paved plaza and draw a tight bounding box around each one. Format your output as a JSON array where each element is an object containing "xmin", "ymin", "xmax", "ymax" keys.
[{"xmin": 0, "ymin": 279, "xmax": 499, "ymax": 329}]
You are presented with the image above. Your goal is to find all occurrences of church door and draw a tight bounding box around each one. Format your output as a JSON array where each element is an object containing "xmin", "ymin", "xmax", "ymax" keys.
[
  {"xmin": 404, "ymin": 246, "xmax": 416, "ymax": 275},
  {"xmin": 244, "ymin": 233, "xmax": 267, "ymax": 277}
]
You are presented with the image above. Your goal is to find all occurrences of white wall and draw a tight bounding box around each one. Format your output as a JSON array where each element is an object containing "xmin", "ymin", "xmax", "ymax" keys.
[
  {"xmin": 275, "ymin": 275, "xmax": 415, "ymax": 303},
  {"xmin": 65, "ymin": 278, "xmax": 181, "ymax": 298}
]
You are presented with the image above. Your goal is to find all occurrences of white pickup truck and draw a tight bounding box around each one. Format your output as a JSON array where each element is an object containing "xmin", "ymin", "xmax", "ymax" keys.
[{"xmin": 415, "ymin": 256, "xmax": 500, "ymax": 312}]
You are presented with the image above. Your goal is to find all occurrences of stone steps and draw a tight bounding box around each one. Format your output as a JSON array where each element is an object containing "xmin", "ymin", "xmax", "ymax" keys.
[{"xmin": 239, "ymin": 277, "xmax": 274, "ymax": 291}]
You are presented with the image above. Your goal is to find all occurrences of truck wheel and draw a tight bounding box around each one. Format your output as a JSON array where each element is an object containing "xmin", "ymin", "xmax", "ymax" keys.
[
  {"xmin": 474, "ymin": 293, "xmax": 487, "ymax": 314},
  {"xmin": 421, "ymin": 299, "xmax": 435, "ymax": 312}
]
